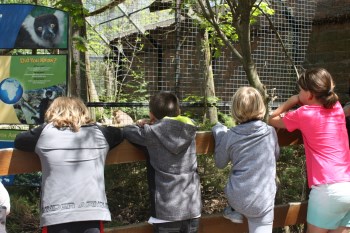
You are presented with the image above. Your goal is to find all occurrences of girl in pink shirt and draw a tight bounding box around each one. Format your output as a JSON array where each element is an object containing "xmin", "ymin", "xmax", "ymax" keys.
[{"xmin": 269, "ymin": 68, "xmax": 350, "ymax": 233}]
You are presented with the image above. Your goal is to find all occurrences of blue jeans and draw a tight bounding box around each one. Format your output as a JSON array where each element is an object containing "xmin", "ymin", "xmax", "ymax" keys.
[{"xmin": 153, "ymin": 218, "xmax": 200, "ymax": 233}]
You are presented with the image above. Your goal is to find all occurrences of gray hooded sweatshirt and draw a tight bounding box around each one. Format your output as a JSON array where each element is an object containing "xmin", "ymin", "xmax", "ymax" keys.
[
  {"xmin": 14, "ymin": 123, "xmax": 123, "ymax": 226},
  {"xmin": 212, "ymin": 121, "xmax": 279, "ymax": 218},
  {"xmin": 124, "ymin": 117, "xmax": 202, "ymax": 221}
]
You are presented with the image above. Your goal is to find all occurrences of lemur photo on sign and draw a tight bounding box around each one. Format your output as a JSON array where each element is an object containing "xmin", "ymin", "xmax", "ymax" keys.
[{"xmin": 0, "ymin": 4, "xmax": 68, "ymax": 49}]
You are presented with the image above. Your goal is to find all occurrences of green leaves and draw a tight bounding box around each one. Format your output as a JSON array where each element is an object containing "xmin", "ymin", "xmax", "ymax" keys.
[{"xmin": 251, "ymin": 1, "xmax": 275, "ymax": 24}]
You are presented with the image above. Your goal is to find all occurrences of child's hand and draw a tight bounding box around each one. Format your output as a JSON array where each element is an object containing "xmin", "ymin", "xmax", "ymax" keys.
[
  {"xmin": 343, "ymin": 102, "xmax": 350, "ymax": 117},
  {"xmin": 136, "ymin": 118, "xmax": 151, "ymax": 127}
]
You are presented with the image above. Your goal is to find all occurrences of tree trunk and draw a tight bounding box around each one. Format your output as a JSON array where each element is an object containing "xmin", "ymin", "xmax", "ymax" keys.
[
  {"xmin": 237, "ymin": 0, "xmax": 269, "ymax": 118},
  {"xmin": 86, "ymin": 51, "xmax": 99, "ymax": 102},
  {"xmin": 202, "ymin": 29, "xmax": 218, "ymax": 124},
  {"xmin": 69, "ymin": 0, "xmax": 88, "ymax": 101}
]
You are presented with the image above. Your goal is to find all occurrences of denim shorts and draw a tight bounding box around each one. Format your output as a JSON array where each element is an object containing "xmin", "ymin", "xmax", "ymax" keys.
[{"xmin": 307, "ymin": 182, "xmax": 350, "ymax": 229}]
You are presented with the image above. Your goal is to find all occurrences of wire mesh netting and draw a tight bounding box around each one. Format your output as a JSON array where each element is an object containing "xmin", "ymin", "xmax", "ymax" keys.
[{"xmin": 85, "ymin": 0, "xmax": 316, "ymax": 122}]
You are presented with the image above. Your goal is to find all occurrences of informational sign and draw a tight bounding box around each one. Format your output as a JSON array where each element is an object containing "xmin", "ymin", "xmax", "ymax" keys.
[
  {"xmin": 0, "ymin": 129, "xmax": 23, "ymax": 148},
  {"xmin": 0, "ymin": 4, "xmax": 68, "ymax": 49},
  {"xmin": 0, "ymin": 55, "xmax": 67, "ymax": 124}
]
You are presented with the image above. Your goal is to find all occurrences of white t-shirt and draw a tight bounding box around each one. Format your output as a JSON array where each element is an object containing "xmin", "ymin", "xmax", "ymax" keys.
[{"xmin": 0, "ymin": 183, "xmax": 10, "ymax": 215}]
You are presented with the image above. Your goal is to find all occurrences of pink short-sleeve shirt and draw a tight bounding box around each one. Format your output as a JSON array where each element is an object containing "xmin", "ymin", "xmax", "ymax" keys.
[{"xmin": 283, "ymin": 102, "xmax": 350, "ymax": 187}]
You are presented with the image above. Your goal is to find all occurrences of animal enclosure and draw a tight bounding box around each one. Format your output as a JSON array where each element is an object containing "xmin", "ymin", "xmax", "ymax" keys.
[{"xmin": 86, "ymin": 0, "xmax": 317, "ymax": 114}]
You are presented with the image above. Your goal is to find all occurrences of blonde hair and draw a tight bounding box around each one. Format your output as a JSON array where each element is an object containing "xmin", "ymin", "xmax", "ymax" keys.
[
  {"xmin": 45, "ymin": 96, "xmax": 93, "ymax": 132},
  {"xmin": 231, "ymin": 87, "xmax": 266, "ymax": 124}
]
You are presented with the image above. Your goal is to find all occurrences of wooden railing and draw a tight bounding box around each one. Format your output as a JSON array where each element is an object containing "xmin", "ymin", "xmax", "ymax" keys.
[{"xmin": 0, "ymin": 129, "xmax": 306, "ymax": 233}]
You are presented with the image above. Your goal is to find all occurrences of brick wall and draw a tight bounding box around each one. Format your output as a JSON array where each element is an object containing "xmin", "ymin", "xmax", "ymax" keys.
[{"xmin": 304, "ymin": 0, "xmax": 350, "ymax": 104}]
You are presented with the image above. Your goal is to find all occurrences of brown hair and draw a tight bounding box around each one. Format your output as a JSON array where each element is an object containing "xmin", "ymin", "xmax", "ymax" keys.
[
  {"xmin": 231, "ymin": 87, "xmax": 266, "ymax": 124},
  {"xmin": 297, "ymin": 68, "xmax": 338, "ymax": 108},
  {"xmin": 149, "ymin": 92, "xmax": 180, "ymax": 120},
  {"xmin": 45, "ymin": 96, "xmax": 94, "ymax": 132}
]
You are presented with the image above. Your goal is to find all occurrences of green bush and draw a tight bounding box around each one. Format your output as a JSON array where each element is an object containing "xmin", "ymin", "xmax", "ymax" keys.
[{"xmin": 6, "ymin": 186, "xmax": 40, "ymax": 233}]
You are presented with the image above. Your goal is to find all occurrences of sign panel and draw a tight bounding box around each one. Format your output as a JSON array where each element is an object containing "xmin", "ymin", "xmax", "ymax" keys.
[
  {"xmin": 0, "ymin": 4, "xmax": 68, "ymax": 49},
  {"xmin": 0, "ymin": 55, "xmax": 67, "ymax": 124}
]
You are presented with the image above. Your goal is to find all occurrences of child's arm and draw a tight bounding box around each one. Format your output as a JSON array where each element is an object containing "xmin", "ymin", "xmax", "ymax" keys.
[
  {"xmin": 14, "ymin": 124, "xmax": 46, "ymax": 151},
  {"xmin": 269, "ymin": 95, "xmax": 300, "ymax": 128},
  {"xmin": 123, "ymin": 125, "xmax": 147, "ymax": 146},
  {"xmin": 212, "ymin": 122, "xmax": 230, "ymax": 169},
  {"xmin": 272, "ymin": 128, "xmax": 280, "ymax": 160},
  {"xmin": 343, "ymin": 103, "xmax": 350, "ymax": 117},
  {"xmin": 96, "ymin": 125, "xmax": 124, "ymax": 150}
]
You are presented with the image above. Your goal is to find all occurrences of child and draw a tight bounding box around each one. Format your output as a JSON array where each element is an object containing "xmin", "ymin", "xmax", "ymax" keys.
[
  {"xmin": 269, "ymin": 67, "xmax": 350, "ymax": 233},
  {"xmin": 212, "ymin": 86, "xmax": 280, "ymax": 233},
  {"xmin": 0, "ymin": 182, "xmax": 10, "ymax": 233},
  {"xmin": 14, "ymin": 97, "xmax": 124, "ymax": 233},
  {"xmin": 123, "ymin": 92, "xmax": 202, "ymax": 233}
]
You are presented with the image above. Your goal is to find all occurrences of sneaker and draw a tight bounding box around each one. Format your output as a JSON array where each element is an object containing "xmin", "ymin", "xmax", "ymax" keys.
[{"xmin": 223, "ymin": 206, "xmax": 244, "ymax": 224}]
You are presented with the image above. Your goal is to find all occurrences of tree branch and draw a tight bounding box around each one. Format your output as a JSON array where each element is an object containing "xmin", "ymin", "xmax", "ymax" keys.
[
  {"xmin": 87, "ymin": 0, "xmax": 126, "ymax": 17},
  {"xmin": 255, "ymin": 4, "xmax": 299, "ymax": 79},
  {"xmin": 197, "ymin": 0, "xmax": 243, "ymax": 61}
]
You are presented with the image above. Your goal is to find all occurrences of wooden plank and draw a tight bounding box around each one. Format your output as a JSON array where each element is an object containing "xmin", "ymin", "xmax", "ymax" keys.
[
  {"xmin": 0, "ymin": 148, "xmax": 41, "ymax": 176},
  {"xmin": 0, "ymin": 129, "xmax": 302, "ymax": 176},
  {"xmin": 105, "ymin": 202, "xmax": 308, "ymax": 233},
  {"xmin": 276, "ymin": 128, "xmax": 303, "ymax": 146}
]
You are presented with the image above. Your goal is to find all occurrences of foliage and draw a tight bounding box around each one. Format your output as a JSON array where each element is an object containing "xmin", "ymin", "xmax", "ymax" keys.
[
  {"xmin": 276, "ymin": 145, "xmax": 308, "ymax": 204},
  {"xmin": 6, "ymin": 186, "xmax": 40, "ymax": 233},
  {"xmin": 181, "ymin": 95, "xmax": 234, "ymax": 129},
  {"xmin": 54, "ymin": 0, "xmax": 89, "ymax": 27},
  {"xmin": 104, "ymin": 162, "xmax": 149, "ymax": 227},
  {"xmin": 185, "ymin": 0, "xmax": 274, "ymax": 58},
  {"xmin": 13, "ymin": 173, "xmax": 41, "ymax": 187},
  {"xmin": 218, "ymin": 111, "xmax": 235, "ymax": 128}
]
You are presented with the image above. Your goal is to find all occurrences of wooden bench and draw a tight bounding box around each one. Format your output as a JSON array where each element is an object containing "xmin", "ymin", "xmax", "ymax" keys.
[{"xmin": 0, "ymin": 129, "xmax": 305, "ymax": 233}]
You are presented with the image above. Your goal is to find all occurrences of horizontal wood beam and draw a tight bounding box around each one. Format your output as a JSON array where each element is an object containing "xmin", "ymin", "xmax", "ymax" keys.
[
  {"xmin": 105, "ymin": 202, "xmax": 308, "ymax": 233},
  {"xmin": 0, "ymin": 129, "xmax": 302, "ymax": 176}
]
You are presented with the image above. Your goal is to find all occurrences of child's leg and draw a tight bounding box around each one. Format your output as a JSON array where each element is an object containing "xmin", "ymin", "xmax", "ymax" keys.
[
  {"xmin": 246, "ymin": 208, "xmax": 274, "ymax": 233},
  {"xmin": 307, "ymin": 182, "xmax": 350, "ymax": 231},
  {"xmin": 247, "ymin": 221, "xmax": 273, "ymax": 233},
  {"xmin": 307, "ymin": 224, "xmax": 350, "ymax": 233},
  {"xmin": 0, "ymin": 206, "xmax": 6, "ymax": 233},
  {"xmin": 43, "ymin": 221, "xmax": 103, "ymax": 233},
  {"xmin": 153, "ymin": 218, "xmax": 199, "ymax": 233}
]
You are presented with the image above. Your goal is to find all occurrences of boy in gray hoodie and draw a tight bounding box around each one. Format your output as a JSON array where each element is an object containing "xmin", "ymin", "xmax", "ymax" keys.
[{"xmin": 123, "ymin": 92, "xmax": 202, "ymax": 233}]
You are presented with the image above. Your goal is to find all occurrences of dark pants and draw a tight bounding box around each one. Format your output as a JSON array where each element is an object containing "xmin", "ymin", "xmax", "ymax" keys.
[
  {"xmin": 42, "ymin": 221, "xmax": 103, "ymax": 233},
  {"xmin": 153, "ymin": 218, "xmax": 200, "ymax": 233},
  {"xmin": 0, "ymin": 206, "xmax": 7, "ymax": 233}
]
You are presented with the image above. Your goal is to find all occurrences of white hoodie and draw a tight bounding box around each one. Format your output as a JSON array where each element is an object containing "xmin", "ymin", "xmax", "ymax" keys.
[{"xmin": 0, "ymin": 183, "xmax": 10, "ymax": 215}]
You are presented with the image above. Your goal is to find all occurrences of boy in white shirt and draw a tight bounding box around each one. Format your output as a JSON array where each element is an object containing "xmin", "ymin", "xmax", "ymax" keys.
[{"xmin": 0, "ymin": 182, "xmax": 10, "ymax": 233}]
